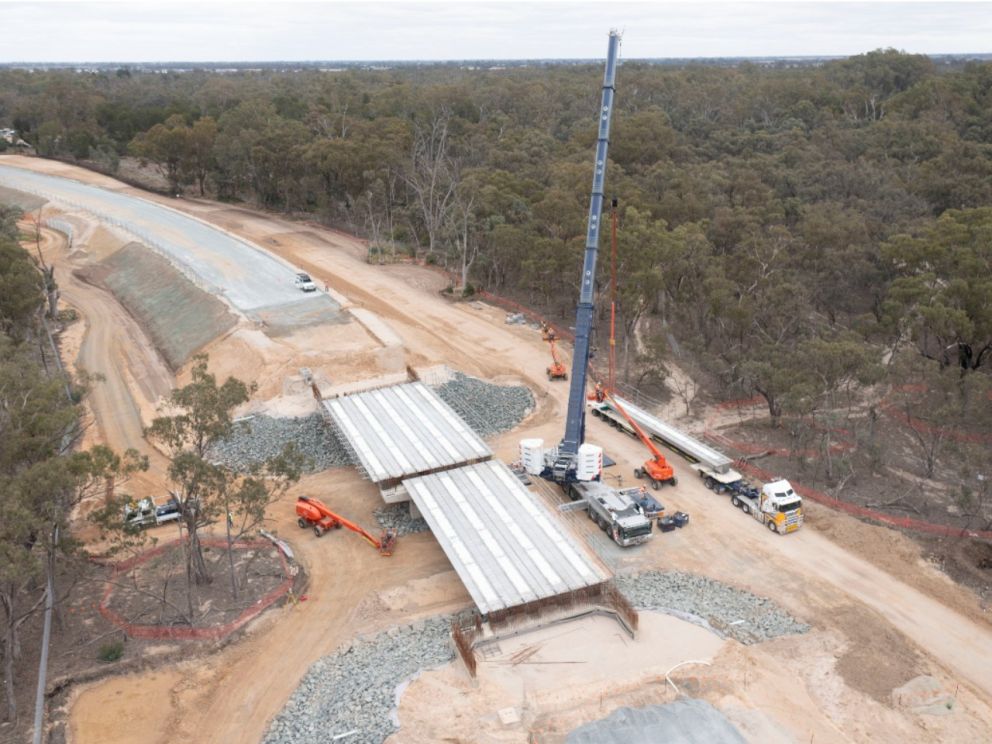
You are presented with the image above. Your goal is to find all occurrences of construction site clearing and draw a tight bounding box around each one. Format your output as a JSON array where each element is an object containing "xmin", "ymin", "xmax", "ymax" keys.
[{"xmin": 3, "ymin": 36, "xmax": 992, "ymax": 744}]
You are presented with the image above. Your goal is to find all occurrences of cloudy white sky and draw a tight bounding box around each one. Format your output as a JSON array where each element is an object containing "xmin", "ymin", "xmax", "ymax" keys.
[{"xmin": 2, "ymin": 0, "xmax": 990, "ymax": 62}]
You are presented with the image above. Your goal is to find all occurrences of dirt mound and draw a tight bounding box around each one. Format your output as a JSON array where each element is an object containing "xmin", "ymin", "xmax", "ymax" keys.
[
  {"xmin": 833, "ymin": 604, "xmax": 925, "ymax": 702},
  {"xmin": 78, "ymin": 242, "xmax": 237, "ymax": 370}
]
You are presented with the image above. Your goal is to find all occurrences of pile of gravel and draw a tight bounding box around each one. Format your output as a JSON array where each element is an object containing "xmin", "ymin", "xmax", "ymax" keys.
[
  {"xmin": 263, "ymin": 617, "xmax": 454, "ymax": 744},
  {"xmin": 374, "ymin": 503, "xmax": 429, "ymax": 536},
  {"xmin": 209, "ymin": 414, "xmax": 349, "ymax": 473},
  {"xmin": 615, "ymin": 571, "xmax": 809, "ymax": 644},
  {"xmin": 432, "ymin": 372, "xmax": 534, "ymax": 438}
]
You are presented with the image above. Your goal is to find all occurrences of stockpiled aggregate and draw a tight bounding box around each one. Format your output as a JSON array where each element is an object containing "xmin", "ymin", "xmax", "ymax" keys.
[
  {"xmin": 262, "ymin": 617, "xmax": 453, "ymax": 744},
  {"xmin": 616, "ymin": 571, "xmax": 809, "ymax": 644},
  {"xmin": 209, "ymin": 414, "xmax": 349, "ymax": 473},
  {"xmin": 374, "ymin": 503, "xmax": 428, "ymax": 535},
  {"xmin": 433, "ymin": 372, "xmax": 534, "ymax": 438}
]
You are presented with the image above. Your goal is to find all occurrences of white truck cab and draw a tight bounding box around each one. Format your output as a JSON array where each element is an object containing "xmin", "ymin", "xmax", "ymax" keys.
[
  {"xmin": 695, "ymin": 465, "xmax": 804, "ymax": 534},
  {"xmin": 756, "ymin": 480, "xmax": 803, "ymax": 533}
]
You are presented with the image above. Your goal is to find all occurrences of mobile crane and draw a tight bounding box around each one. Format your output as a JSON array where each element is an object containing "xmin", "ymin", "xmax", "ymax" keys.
[
  {"xmin": 544, "ymin": 28, "xmax": 620, "ymax": 483},
  {"xmin": 529, "ymin": 31, "xmax": 653, "ymax": 547},
  {"xmin": 295, "ymin": 496, "xmax": 397, "ymax": 555}
]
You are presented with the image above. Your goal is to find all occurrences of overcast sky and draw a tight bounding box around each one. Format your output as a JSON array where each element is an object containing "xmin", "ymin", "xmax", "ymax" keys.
[{"xmin": 2, "ymin": 0, "xmax": 990, "ymax": 62}]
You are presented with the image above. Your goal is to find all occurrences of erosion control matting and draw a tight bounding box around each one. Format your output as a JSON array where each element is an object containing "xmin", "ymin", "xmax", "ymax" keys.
[{"xmin": 78, "ymin": 242, "xmax": 237, "ymax": 370}]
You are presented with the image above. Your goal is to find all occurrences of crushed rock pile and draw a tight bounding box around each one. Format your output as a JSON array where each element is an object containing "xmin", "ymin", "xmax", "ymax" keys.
[
  {"xmin": 209, "ymin": 414, "xmax": 349, "ymax": 473},
  {"xmin": 262, "ymin": 617, "xmax": 453, "ymax": 744},
  {"xmin": 432, "ymin": 372, "xmax": 534, "ymax": 438},
  {"xmin": 615, "ymin": 571, "xmax": 809, "ymax": 644},
  {"xmin": 374, "ymin": 503, "xmax": 429, "ymax": 536}
]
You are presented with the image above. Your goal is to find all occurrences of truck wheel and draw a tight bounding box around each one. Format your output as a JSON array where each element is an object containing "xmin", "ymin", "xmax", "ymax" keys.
[
  {"xmin": 563, "ymin": 373, "xmax": 568, "ymax": 380},
  {"xmin": 731, "ymin": 496, "xmax": 740, "ymax": 508},
  {"xmin": 742, "ymin": 504, "xmax": 750, "ymax": 515},
  {"xmin": 651, "ymin": 480, "xmax": 660, "ymax": 491},
  {"xmin": 704, "ymin": 477, "xmax": 715, "ymax": 490},
  {"xmin": 314, "ymin": 525, "xmax": 324, "ymax": 538},
  {"xmin": 634, "ymin": 468, "xmax": 643, "ymax": 479},
  {"xmin": 767, "ymin": 520, "xmax": 777, "ymax": 533},
  {"xmin": 588, "ymin": 508, "xmax": 597, "ymax": 522},
  {"xmin": 599, "ymin": 516, "xmax": 608, "ymax": 532},
  {"xmin": 297, "ymin": 518, "xmax": 308, "ymax": 529},
  {"xmin": 669, "ymin": 477, "xmax": 678, "ymax": 487}
]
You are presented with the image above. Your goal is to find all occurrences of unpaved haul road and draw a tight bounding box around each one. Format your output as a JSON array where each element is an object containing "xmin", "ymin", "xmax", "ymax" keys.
[
  {"xmin": 585, "ymin": 419, "xmax": 992, "ymax": 700},
  {"xmin": 41, "ymin": 224, "xmax": 173, "ymax": 498},
  {"xmin": 6, "ymin": 158, "xmax": 986, "ymax": 740}
]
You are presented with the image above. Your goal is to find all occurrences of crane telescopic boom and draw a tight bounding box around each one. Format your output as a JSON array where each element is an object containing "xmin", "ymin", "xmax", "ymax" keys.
[{"xmin": 558, "ymin": 29, "xmax": 621, "ymax": 464}]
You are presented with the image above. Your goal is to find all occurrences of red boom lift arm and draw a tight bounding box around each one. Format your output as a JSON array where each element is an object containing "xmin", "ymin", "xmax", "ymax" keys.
[{"xmin": 295, "ymin": 496, "xmax": 397, "ymax": 556}]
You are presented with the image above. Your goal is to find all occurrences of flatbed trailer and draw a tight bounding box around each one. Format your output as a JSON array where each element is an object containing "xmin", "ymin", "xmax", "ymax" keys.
[
  {"xmin": 590, "ymin": 398, "xmax": 804, "ymax": 534},
  {"xmin": 693, "ymin": 465, "xmax": 804, "ymax": 534},
  {"xmin": 590, "ymin": 397, "xmax": 734, "ymax": 473}
]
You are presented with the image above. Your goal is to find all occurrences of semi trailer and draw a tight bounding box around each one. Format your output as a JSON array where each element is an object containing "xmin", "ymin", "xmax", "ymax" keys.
[
  {"xmin": 590, "ymin": 397, "xmax": 804, "ymax": 534},
  {"xmin": 694, "ymin": 467, "xmax": 803, "ymax": 534}
]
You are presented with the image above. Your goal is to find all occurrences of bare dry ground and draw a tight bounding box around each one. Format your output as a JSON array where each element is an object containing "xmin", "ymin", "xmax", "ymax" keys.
[{"xmin": 2, "ymin": 157, "xmax": 991, "ymax": 744}]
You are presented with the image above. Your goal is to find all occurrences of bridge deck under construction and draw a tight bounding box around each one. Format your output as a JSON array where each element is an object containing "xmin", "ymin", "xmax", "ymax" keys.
[
  {"xmin": 403, "ymin": 460, "xmax": 610, "ymax": 614},
  {"xmin": 322, "ymin": 381, "xmax": 492, "ymax": 484}
]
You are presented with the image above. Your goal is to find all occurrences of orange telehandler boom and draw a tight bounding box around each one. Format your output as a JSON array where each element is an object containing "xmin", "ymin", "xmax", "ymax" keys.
[
  {"xmin": 606, "ymin": 394, "xmax": 678, "ymax": 490},
  {"xmin": 546, "ymin": 337, "xmax": 568, "ymax": 381},
  {"xmin": 295, "ymin": 496, "xmax": 397, "ymax": 556}
]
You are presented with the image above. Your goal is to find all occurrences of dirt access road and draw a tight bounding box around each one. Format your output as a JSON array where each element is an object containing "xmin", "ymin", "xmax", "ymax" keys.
[
  {"xmin": 7, "ymin": 159, "xmax": 984, "ymax": 741},
  {"xmin": 36, "ymin": 222, "xmax": 173, "ymax": 500}
]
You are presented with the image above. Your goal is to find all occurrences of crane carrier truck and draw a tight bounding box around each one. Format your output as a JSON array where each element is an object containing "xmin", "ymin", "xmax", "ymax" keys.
[{"xmin": 589, "ymin": 395, "xmax": 804, "ymax": 534}]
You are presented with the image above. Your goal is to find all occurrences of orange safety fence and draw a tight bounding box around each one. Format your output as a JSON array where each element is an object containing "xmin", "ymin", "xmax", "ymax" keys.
[
  {"xmin": 737, "ymin": 460, "xmax": 992, "ymax": 540},
  {"xmin": 96, "ymin": 537, "xmax": 295, "ymax": 641}
]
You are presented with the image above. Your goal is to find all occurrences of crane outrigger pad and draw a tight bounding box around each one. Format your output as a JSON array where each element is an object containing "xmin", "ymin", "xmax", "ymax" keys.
[{"xmin": 403, "ymin": 460, "xmax": 611, "ymax": 614}]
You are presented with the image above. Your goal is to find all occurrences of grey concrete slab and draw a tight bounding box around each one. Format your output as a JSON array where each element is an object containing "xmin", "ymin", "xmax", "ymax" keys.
[
  {"xmin": 323, "ymin": 382, "xmax": 492, "ymax": 483},
  {"xmin": 404, "ymin": 460, "xmax": 610, "ymax": 614}
]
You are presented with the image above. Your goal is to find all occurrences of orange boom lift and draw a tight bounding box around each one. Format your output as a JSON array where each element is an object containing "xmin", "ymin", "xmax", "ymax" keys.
[
  {"xmin": 295, "ymin": 496, "xmax": 397, "ymax": 556},
  {"xmin": 541, "ymin": 322, "xmax": 568, "ymax": 381},
  {"xmin": 607, "ymin": 393, "xmax": 678, "ymax": 490},
  {"xmin": 547, "ymin": 337, "xmax": 569, "ymax": 381}
]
